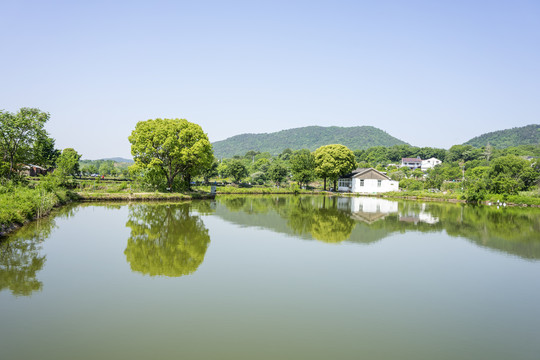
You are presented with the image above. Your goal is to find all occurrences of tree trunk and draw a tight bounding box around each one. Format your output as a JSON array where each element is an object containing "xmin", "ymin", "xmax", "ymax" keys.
[
  {"xmin": 8, "ymin": 153, "xmax": 15, "ymax": 180},
  {"xmin": 323, "ymin": 177, "xmax": 326, "ymax": 191},
  {"xmin": 185, "ymin": 173, "xmax": 192, "ymax": 191}
]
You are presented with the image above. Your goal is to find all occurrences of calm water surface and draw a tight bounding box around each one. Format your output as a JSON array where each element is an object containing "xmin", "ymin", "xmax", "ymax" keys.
[{"xmin": 1, "ymin": 195, "xmax": 540, "ymax": 360}]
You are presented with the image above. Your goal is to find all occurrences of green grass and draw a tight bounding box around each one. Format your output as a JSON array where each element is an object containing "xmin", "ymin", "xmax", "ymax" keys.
[
  {"xmin": 0, "ymin": 186, "xmax": 75, "ymax": 230},
  {"xmin": 73, "ymin": 179, "xmax": 137, "ymax": 193},
  {"xmin": 194, "ymin": 184, "xmax": 317, "ymax": 194},
  {"xmin": 382, "ymin": 189, "xmax": 540, "ymax": 206},
  {"xmin": 75, "ymin": 191, "xmax": 198, "ymax": 201}
]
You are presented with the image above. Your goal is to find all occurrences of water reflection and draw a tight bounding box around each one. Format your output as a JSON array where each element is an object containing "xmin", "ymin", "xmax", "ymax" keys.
[
  {"xmin": 216, "ymin": 195, "xmax": 540, "ymax": 259},
  {"xmin": 124, "ymin": 203, "xmax": 211, "ymax": 277},
  {"xmin": 0, "ymin": 204, "xmax": 78, "ymax": 296},
  {"xmin": 288, "ymin": 197, "xmax": 356, "ymax": 243}
]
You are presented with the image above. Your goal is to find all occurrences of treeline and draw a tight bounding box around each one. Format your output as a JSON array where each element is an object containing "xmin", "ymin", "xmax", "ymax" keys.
[
  {"xmin": 205, "ymin": 142, "xmax": 540, "ymax": 202},
  {"xmin": 79, "ymin": 159, "xmax": 131, "ymax": 177},
  {"xmin": 353, "ymin": 143, "xmax": 540, "ymax": 165},
  {"xmin": 206, "ymin": 144, "xmax": 357, "ymax": 191},
  {"xmin": 2, "ymin": 108, "xmax": 539, "ymax": 215},
  {"xmin": 0, "ymin": 108, "xmax": 82, "ymax": 230},
  {"xmin": 0, "ymin": 108, "xmax": 83, "ymax": 185}
]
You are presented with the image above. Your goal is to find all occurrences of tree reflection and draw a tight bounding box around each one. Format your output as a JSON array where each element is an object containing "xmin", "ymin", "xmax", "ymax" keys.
[
  {"xmin": 0, "ymin": 215, "xmax": 57, "ymax": 296},
  {"xmin": 310, "ymin": 208, "xmax": 356, "ymax": 243},
  {"xmin": 124, "ymin": 203, "xmax": 211, "ymax": 277},
  {"xmin": 220, "ymin": 195, "xmax": 356, "ymax": 243},
  {"xmin": 216, "ymin": 195, "xmax": 540, "ymax": 259}
]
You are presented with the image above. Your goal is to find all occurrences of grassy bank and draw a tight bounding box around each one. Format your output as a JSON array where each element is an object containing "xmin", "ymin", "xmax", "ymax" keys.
[
  {"xmin": 75, "ymin": 191, "xmax": 214, "ymax": 201},
  {"xmin": 0, "ymin": 180, "xmax": 215, "ymax": 237},
  {"xmin": 380, "ymin": 190, "xmax": 540, "ymax": 207},
  {"xmin": 0, "ymin": 186, "xmax": 77, "ymax": 236},
  {"xmin": 194, "ymin": 184, "xmax": 318, "ymax": 194}
]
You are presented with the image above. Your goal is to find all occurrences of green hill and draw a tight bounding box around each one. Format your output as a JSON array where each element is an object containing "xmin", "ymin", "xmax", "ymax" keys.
[
  {"xmin": 464, "ymin": 124, "xmax": 539, "ymax": 148},
  {"xmin": 212, "ymin": 126, "xmax": 408, "ymax": 158}
]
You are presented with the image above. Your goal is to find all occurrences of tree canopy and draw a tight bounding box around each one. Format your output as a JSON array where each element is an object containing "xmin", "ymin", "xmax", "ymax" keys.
[
  {"xmin": 129, "ymin": 118, "xmax": 213, "ymax": 191},
  {"xmin": 267, "ymin": 160, "xmax": 288, "ymax": 186},
  {"xmin": 0, "ymin": 108, "xmax": 50, "ymax": 178},
  {"xmin": 289, "ymin": 149, "xmax": 315, "ymax": 188},
  {"xmin": 56, "ymin": 148, "xmax": 82, "ymax": 177},
  {"xmin": 314, "ymin": 144, "xmax": 356, "ymax": 190},
  {"xmin": 224, "ymin": 159, "xmax": 248, "ymax": 183}
]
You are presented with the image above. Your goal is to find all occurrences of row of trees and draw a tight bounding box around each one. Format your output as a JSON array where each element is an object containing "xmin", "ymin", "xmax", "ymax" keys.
[
  {"xmin": 79, "ymin": 159, "xmax": 130, "ymax": 177},
  {"xmin": 206, "ymin": 145, "xmax": 358, "ymax": 190},
  {"xmin": 353, "ymin": 143, "xmax": 539, "ymax": 167},
  {"xmin": 126, "ymin": 118, "xmax": 363, "ymax": 192},
  {"xmin": 207, "ymin": 142, "xmax": 539, "ymax": 198},
  {"xmin": 3, "ymin": 110, "xmax": 538, "ymax": 200},
  {"xmin": 127, "ymin": 119, "xmax": 358, "ymax": 192}
]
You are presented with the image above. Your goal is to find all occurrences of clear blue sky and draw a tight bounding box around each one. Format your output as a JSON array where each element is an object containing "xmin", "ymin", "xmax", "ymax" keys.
[{"xmin": 1, "ymin": 0, "xmax": 539, "ymax": 159}]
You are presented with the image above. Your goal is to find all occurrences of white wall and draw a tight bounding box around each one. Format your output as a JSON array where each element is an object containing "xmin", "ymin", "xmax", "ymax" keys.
[
  {"xmin": 421, "ymin": 158, "xmax": 442, "ymax": 171},
  {"xmin": 353, "ymin": 197, "xmax": 398, "ymax": 213},
  {"xmin": 348, "ymin": 178, "xmax": 398, "ymax": 193}
]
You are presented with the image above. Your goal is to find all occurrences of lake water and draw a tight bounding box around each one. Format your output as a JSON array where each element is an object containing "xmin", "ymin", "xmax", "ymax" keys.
[{"xmin": 1, "ymin": 195, "xmax": 540, "ymax": 360}]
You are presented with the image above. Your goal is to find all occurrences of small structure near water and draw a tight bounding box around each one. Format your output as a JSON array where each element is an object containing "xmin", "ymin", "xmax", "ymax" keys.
[{"xmin": 337, "ymin": 168, "xmax": 398, "ymax": 194}]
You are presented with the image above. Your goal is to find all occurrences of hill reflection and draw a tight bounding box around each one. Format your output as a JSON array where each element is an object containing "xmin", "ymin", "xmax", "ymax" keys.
[{"xmin": 215, "ymin": 195, "xmax": 540, "ymax": 260}]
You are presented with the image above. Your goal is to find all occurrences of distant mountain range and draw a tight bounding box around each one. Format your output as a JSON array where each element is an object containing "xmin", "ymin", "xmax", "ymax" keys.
[
  {"xmin": 212, "ymin": 126, "xmax": 408, "ymax": 158},
  {"xmin": 463, "ymin": 124, "xmax": 539, "ymax": 148},
  {"xmin": 96, "ymin": 124, "xmax": 538, "ymax": 161}
]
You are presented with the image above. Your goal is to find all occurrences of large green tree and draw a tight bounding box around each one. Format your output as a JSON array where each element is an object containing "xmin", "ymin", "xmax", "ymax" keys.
[
  {"xmin": 225, "ymin": 159, "xmax": 248, "ymax": 183},
  {"xmin": 31, "ymin": 133, "xmax": 60, "ymax": 168},
  {"xmin": 0, "ymin": 108, "xmax": 49, "ymax": 179},
  {"xmin": 129, "ymin": 118, "xmax": 213, "ymax": 191},
  {"xmin": 488, "ymin": 155, "xmax": 539, "ymax": 194},
  {"xmin": 267, "ymin": 160, "xmax": 288, "ymax": 186},
  {"xmin": 289, "ymin": 149, "xmax": 315, "ymax": 188},
  {"xmin": 55, "ymin": 148, "xmax": 82, "ymax": 183},
  {"xmin": 314, "ymin": 144, "xmax": 356, "ymax": 190}
]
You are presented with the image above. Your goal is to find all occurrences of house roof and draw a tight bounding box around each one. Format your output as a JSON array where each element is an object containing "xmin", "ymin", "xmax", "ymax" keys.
[
  {"xmin": 341, "ymin": 168, "xmax": 390, "ymax": 180},
  {"xmin": 23, "ymin": 164, "xmax": 47, "ymax": 170},
  {"xmin": 402, "ymin": 158, "xmax": 422, "ymax": 163}
]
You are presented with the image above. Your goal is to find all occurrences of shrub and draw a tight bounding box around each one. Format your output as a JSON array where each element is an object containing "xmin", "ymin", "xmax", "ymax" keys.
[{"xmin": 399, "ymin": 178, "xmax": 424, "ymax": 191}]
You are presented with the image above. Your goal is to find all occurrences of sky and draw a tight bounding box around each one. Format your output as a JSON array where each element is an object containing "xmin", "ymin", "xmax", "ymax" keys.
[{"xmin": 1, "ymin": 0, "xmax": 539, "ymax": 159}]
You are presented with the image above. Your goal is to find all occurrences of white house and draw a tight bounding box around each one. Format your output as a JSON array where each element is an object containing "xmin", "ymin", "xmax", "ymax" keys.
[
  {"xmin": 421, "ymin": 157, "xmax": 442, "ymax": 171},
  {"xmin": 337, "ymin": 197, "xmax": 398, "ymax": 223},
  {"xmin": 401, "ymin": 157, "xmax": 422, "ymax": 169},
  {"xmin": 337, "ymin": 168, "xmax": 399, "ymax": 193}
]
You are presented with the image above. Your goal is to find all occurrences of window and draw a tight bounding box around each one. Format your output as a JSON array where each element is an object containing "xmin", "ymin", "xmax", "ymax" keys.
[
  {"xmin": 377, "ymin": 180, "xmax": 382, "ymax": 187},
  {"xmin": 338, "ymin": 178, "xmax": 351, "ymax": 188},
  {"xmin": 360, "ymin": 179, "xmax": 364, "ymax": 186}
]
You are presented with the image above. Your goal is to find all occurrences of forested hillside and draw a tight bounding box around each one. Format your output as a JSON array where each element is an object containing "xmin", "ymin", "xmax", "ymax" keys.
[
  {"xmin": 212, "ymin": 126, "xmax": 408, "ymax": 158},
  {"xmin": 464, "ymin": 124, "xmax": 539, "ymax": 148}
]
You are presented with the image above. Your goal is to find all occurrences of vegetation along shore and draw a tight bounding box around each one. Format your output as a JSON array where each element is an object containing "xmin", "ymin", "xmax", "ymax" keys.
[{"xmin": 1, "ymin": 107, "xmax": 539, "ymax": 237}]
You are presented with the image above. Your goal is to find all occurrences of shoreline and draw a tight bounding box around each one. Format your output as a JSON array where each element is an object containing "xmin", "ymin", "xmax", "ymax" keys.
[
  {"xmin": 3, "ymin": 190, "xmax": 538, "ymax": 239},
  {"xmin": 0, "ymin": 191, "xmax": 215, "ymax": 238},
  {"xmin": 75, "ymin": 191, "xmax": 216, "ymax": 202},
  {"xmin": 0, "ymin": 194, "xmax": 76, "ymax": 238}
]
